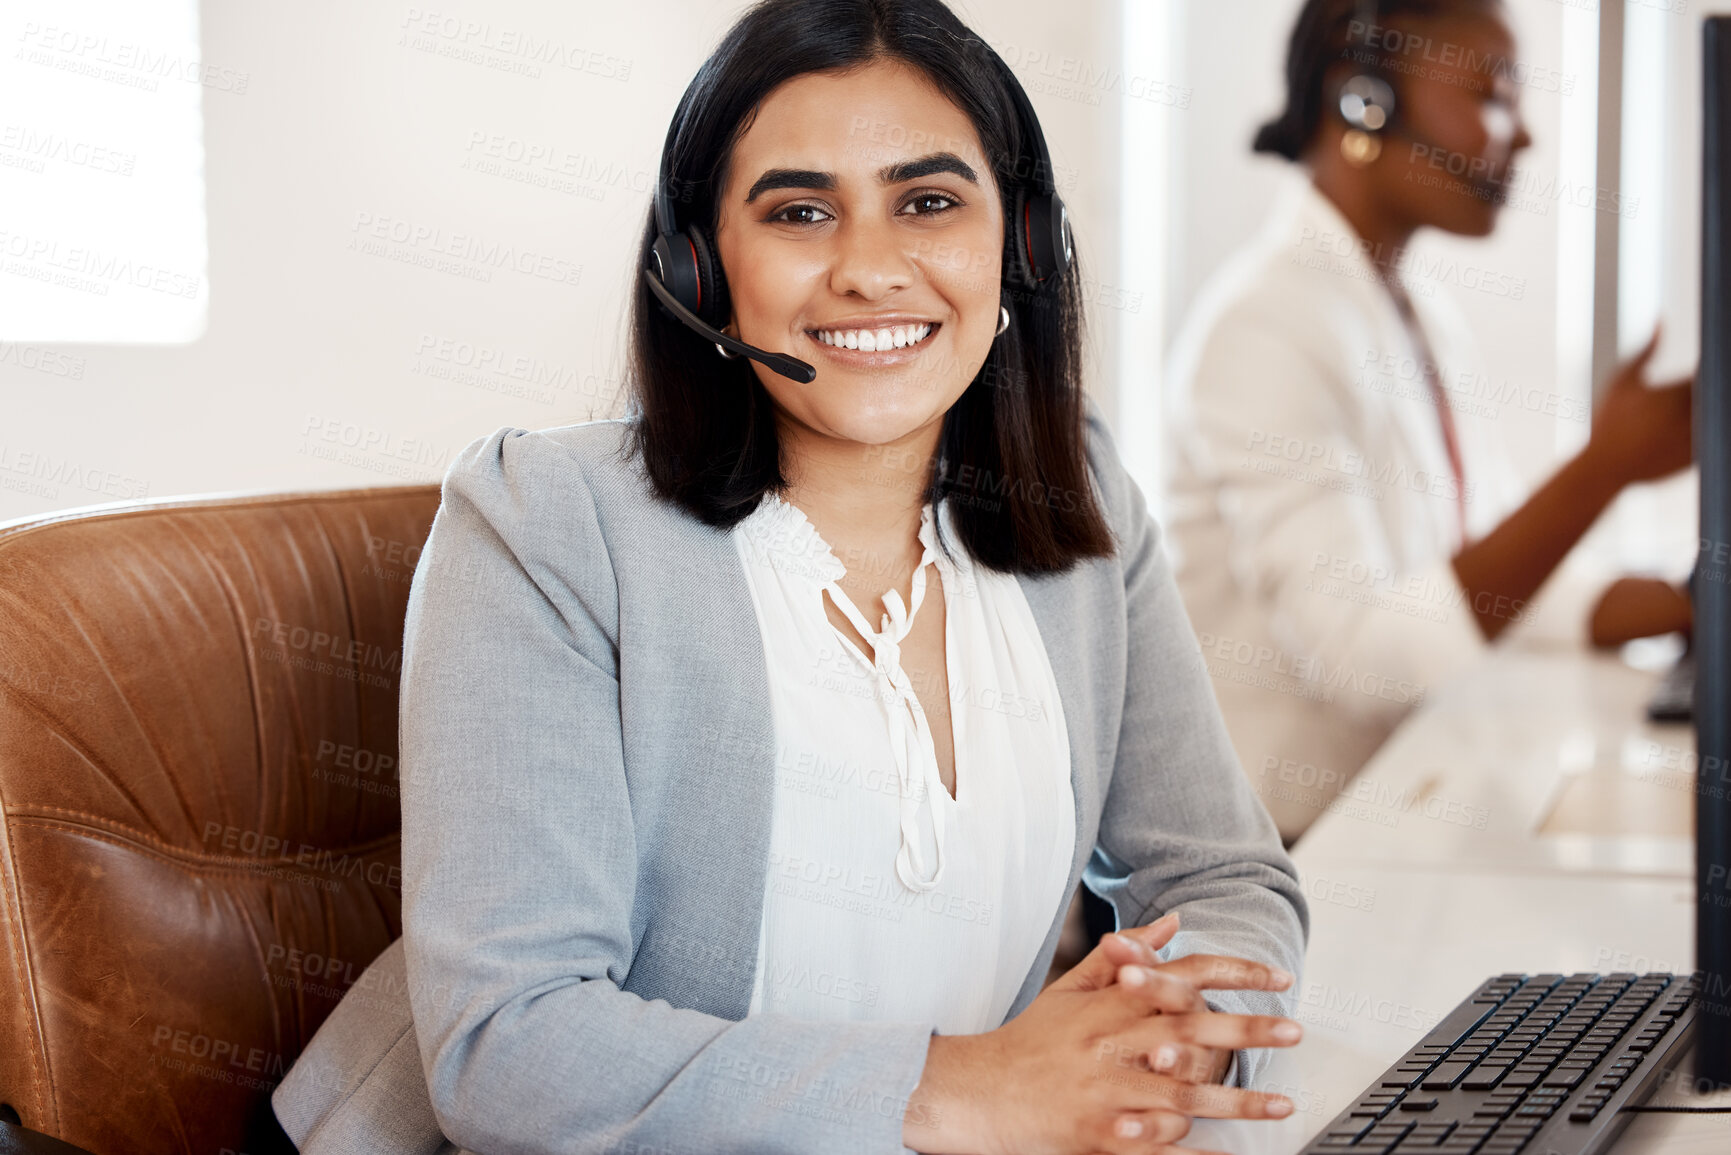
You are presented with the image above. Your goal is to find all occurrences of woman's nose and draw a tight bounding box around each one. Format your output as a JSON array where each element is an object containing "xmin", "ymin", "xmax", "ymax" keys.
[
  {"xmin": 1511, "ymin": 109, "xmax": 1534, "ymax": 153},
  {"xmin": 828, "ymin": 216, "xmax": 917, "ymax": 299}
]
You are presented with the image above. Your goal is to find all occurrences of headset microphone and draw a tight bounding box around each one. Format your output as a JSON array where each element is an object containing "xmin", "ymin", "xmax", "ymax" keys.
[{"xmin": 641, "ymin": 266, "xmax": 817, "ymax": 384}]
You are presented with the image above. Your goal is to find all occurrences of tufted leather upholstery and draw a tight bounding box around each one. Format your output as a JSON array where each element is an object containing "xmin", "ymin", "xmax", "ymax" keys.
[{"xmin": 0, "ymin": 485, "xmax": 440, "ymax": 1154}]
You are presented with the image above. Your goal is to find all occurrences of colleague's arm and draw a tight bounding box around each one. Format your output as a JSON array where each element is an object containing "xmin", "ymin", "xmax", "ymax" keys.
[
  {"xmin": 1081, "ymin": 404, "xmax": 1310, "ymax": 1088},
  {"xmin": 1451, "ymin": 333, "xmax": 1694, "ymax": 641},
  {"xmin": 398, "ymin": 429, "xmax": 933, "ymax": 1155}
]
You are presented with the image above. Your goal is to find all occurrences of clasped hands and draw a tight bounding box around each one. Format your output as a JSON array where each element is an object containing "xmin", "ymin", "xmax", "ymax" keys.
[{"xmin": 905, "ymin": 911, "xmax": 1302, "ymax": 1155}]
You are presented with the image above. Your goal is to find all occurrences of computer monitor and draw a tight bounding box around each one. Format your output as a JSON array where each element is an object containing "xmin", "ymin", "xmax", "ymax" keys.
[{"xmin": 1696, "ymin": 14, "xmax": 1731, "ymax": 1085}]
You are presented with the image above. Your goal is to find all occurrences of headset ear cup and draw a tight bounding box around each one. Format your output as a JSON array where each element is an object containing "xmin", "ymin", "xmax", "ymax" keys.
[
  {"xmin": 1012, "ymin": 189, "xmax": 1071, "ymax": 287},
  {"xmin": 649, "ymin": 231, "xmax": 704, "ymax": 319},
  {"xmin": 1009, "ymin": 187, "xmax": 1038, "ymax": 290},
  {"xmin": 1036, "ymin": 193, "xmax": 1071, "ymax": 282},
  {"xmin": 687, "ymin": 224, "xmax": 731, "ymax": 329}
]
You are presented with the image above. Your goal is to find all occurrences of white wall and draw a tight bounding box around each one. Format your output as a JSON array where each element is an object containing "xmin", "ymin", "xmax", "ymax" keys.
[
  {"xmin": 1, "ymin": 0, "xmax": 1715, "ymax": 573},
  {"xmin": 0, "ymin": 0, "xmax": 1128, "ymax": 522}
]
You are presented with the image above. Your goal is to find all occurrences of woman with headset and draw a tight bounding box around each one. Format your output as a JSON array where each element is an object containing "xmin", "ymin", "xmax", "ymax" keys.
[
  {"xmin": 272, "ymin": 2, "xmax": 1307, "ymax": 1152},
  {"xmin": 1166, "ymin": 0, "xmax": 1695, "ymax": 843}
]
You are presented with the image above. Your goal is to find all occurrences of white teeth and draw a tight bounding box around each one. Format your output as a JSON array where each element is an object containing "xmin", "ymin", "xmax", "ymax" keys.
[{"xmin": 813, "ymin": 323, "xmax": 933, "ymax": 351}]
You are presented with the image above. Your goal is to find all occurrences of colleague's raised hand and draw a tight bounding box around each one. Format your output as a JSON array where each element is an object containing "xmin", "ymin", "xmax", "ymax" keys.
[
  {"xmin": 1586, "ymin": 327, "xmax": 1695, "ymax": 484},
  {"xmin": 903, "ymin": 912, "xmax": 1301, "ymax": 1155}
]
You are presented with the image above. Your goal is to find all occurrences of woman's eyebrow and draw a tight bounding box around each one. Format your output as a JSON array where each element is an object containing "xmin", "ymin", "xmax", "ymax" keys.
[
  {"xmin": 745, "ymin": 169, "xmax": 834, "ymax": 203},
  {"xmin": 879, "ymin": 152, "xmax": 979, "ymax": 185},
  {"xmin": 743, "ymin": 152, "xmax": 980, "ymax": 204}
]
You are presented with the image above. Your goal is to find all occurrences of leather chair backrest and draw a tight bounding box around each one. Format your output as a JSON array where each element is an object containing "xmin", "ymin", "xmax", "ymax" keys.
[{"xmin": 0, "ymin": 486, "xmax": 440, "ymax": 1154}]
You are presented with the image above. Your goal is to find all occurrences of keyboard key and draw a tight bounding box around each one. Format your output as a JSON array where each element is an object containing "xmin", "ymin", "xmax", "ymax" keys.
[
  {"xmin": 1360, "ymin": 1123, "xmax": 1416, "ymax": 1155},
  {"xmin": 1405, "ymin": 1122, "xmax": 1459, "ymax": 1147},
  {"xmin": 1318, "ymin": 1123, "xmax": 1371, "ymax": 1146},
  {"xmin": 1400, "ymin": 1097, "xmax": 1441, "ymax": 1111},
  {"xmin": 1462, "ymin": 1066, "xmax": 1508, "ymax": 1090},
  {"xmin": 1422, "ymin": 1000, "xmax": 1500, "ymax": 1050},
  {"xmin": 1422, "ymin": 1062, "xmax": 1474, "ymax": 1090}
]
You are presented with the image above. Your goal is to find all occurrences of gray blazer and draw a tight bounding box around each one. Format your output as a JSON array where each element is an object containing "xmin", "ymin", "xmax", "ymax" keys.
[{"xmin": 270, "ymin": 400, "xmax": 1308, "ymax": 1155}]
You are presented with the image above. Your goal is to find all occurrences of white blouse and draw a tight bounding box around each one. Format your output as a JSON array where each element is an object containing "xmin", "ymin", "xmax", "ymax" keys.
[{"xmin": 732, "ymin": 489, "xmax": 1076, "ymax": 1035}]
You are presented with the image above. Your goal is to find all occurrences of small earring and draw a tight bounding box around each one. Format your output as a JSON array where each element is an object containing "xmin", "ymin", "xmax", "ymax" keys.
[
  {"xmin": 995, "ymin": 306, "xmax": 1010, "ymax": 337},
  {"xmin": 714, "ymin": 342, "xmax": 740, "ymax": 360},
  {"xmin": 1341, "ymin": 129, "xmax": 1382, "ymax": 168}
]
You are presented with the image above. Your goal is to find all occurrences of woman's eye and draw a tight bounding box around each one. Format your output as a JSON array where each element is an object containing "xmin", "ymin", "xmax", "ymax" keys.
[
  {"xmin": 900, "ymin": 192, "xmax": 959, "ymax": 216},
  {"xmin": 770, "ymin": 203, "xmax": 832, "ymax": 225}
]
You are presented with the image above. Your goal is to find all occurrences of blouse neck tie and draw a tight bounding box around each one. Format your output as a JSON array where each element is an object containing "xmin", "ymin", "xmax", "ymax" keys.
[{"xmin": 819, "ymin": 516, "xmax": 950, "ymax": 894}]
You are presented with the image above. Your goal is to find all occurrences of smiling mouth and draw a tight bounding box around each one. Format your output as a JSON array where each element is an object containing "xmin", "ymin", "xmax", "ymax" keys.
[{"xmin": 808, "ymin": 322, "xmax": 939, "ymax": 352}]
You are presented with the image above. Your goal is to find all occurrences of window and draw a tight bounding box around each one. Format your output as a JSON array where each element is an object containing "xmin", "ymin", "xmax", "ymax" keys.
[{"xmin": 1, "ymin": 0, "xmax": 211, "ymax": 342}]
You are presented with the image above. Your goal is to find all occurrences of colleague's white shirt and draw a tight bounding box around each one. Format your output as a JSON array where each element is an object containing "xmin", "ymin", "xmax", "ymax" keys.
[
  {"xmin": 1165, "ymin": 177, "xmax": 1530, "ymax": 841},
  {"xmin": 732, "ymin": 489, "xmax": 1076, "ymax": 1035}
]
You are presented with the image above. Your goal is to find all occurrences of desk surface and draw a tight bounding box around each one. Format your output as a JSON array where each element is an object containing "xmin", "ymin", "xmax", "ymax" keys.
[
  {"xmin": 1185, "ymin": 640, "xmax": 1728, "ymax": 1154},
  {"xmin": 1291, "ymin": 643, "xmax": 1696, "ymax": 879}
]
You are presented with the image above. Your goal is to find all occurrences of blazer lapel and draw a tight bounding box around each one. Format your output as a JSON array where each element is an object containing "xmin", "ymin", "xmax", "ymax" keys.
[
  {"xmin": 1017, "ymin": 568, "xmax": 1107, "ymax": 911},
  {"xmin": 619, "ymin": 509, "xmax": 780, "ymax": 1020}
]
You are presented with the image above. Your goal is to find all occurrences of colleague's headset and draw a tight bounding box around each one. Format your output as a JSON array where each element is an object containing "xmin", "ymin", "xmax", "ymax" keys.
[
  {"xmin": 1334, "ymin": 0, "xmax": 1512, "ymax": 200},
  {"xmin": 641, "ymin": 39, "xmax": 1073, "ymax": 385},
  {"xmin": 1336, "ymin": 0, "xmax": 1401, "ymax": 166}
]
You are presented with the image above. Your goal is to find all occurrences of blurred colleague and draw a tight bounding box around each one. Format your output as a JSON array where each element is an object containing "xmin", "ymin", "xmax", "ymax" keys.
[{"xmin": 1166, "ymin": 0, "xmax": 1694, "ymax": 843}]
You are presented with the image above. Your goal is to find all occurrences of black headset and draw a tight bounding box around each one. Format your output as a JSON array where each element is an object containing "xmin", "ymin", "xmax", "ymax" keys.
[{"xmin": 642, "ymin": 39, "xmax": 1072, "ymax": 385}]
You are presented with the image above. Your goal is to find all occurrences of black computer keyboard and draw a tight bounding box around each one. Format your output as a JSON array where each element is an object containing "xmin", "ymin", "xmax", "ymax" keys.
[{"xmin": 1299, "ymin": 971, "xmax": 1699, "ymax": 1155}]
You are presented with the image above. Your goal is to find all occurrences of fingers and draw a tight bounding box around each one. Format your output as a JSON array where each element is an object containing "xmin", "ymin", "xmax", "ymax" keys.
[
  {"xmin": 1119, "ymin": 1009, "xmax": 1302, "ymax": 1054},
  {"xmin": 1092, "ymin": 1067, "xmax": 1296, "ymax": 1121},
  {"xmin": 1626, "ymin": 326, "xmax": 1663, "ymax": 375},
  {"xmin": 1148, "ymin": 952, "xmax": 1295, "ymax": 993},
  {"xmin": 1099, "ymin": 1108, "xmax": 1191, "ymax": 1150},
  {"xmin": 1147, "ymin": 1040, "xmax": 1225, "ymax": 1084},
  {"xmin": 1114, "ymin": 911, "xmax": 1181, "ymax": 954},
  {"xmin": 1097, "ymin": 915, "xmax": 1182, "ymax": 973},
  {"xmin": 1113, "ymin": 964, "xmax": 1208, "ymax": 1014},
  {"xmin": 1055, "ymin": 912, "xmax": 1180, "ymax": 993}
]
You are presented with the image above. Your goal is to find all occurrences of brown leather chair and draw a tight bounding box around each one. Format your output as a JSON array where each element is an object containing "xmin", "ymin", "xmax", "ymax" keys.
[{"xmin": 0, "ymin": 485, "xmax": 440, "ymax": 1154}]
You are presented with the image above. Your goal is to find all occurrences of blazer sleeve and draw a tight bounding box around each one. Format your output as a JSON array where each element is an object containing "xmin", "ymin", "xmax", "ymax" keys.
[
  {"xmin": 1079, "ymin": 403, "xmax": 1310, "ymax": 1089},
  {"xmin": 398, "ymin": 428, "xmax": 935, "ymax": 1155}
]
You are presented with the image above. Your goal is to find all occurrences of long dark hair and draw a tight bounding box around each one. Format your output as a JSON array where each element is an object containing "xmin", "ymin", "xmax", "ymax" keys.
[
  {"xmin": 623, "ymin": 0, "xmax": 1115, "ymax": 576},
  {"xmin": 1253, "ymin": 0, "xmax": 1504, "ymax": 161}
]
